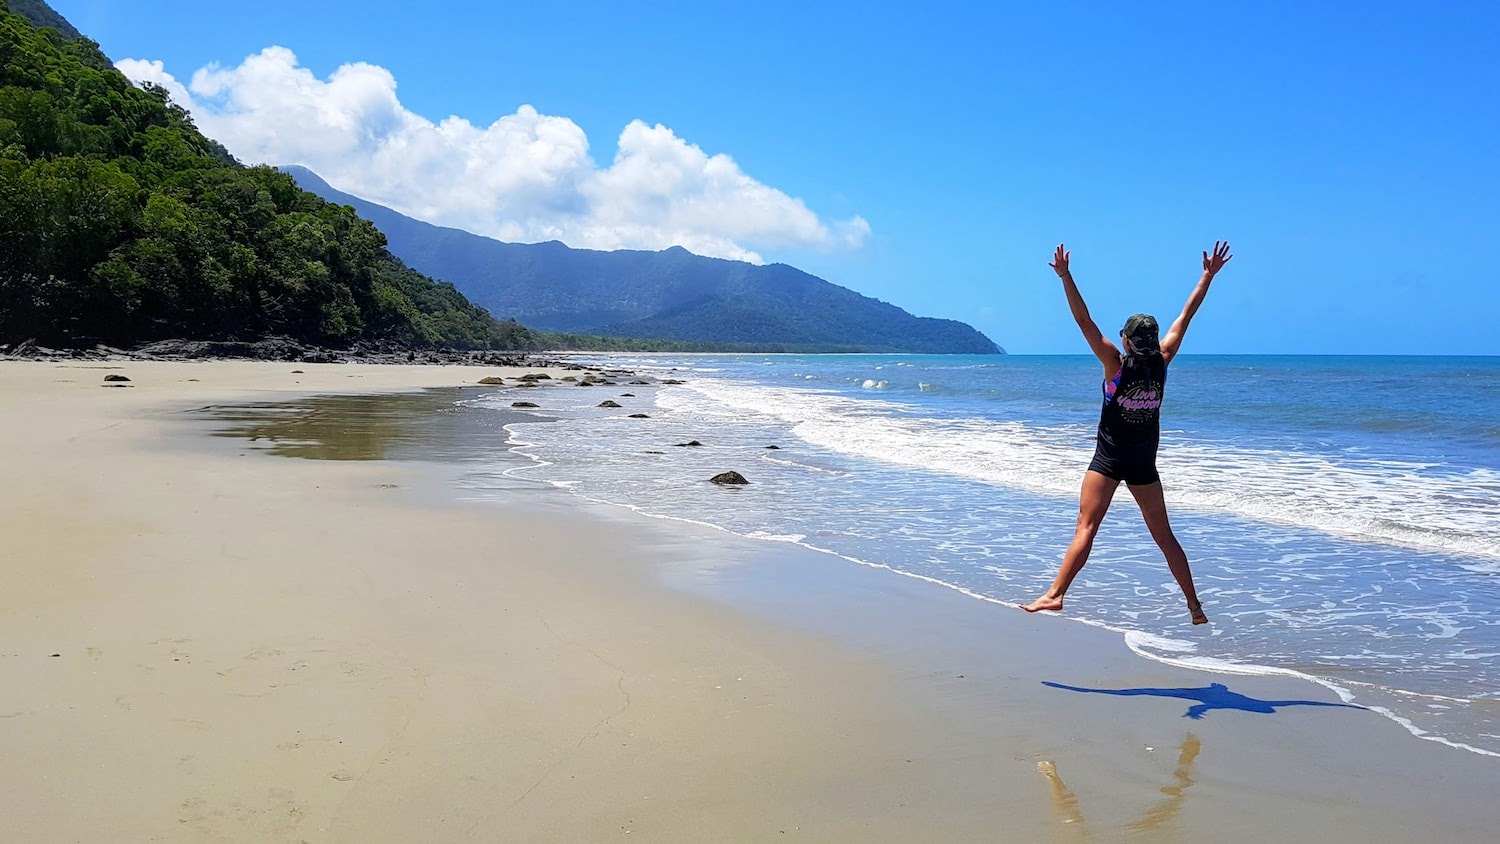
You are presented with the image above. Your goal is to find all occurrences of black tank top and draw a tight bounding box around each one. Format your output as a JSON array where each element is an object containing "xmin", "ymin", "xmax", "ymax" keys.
[{"xmin": 1097, "ymin": 354, "xmax": 1167, "ymax": 455}]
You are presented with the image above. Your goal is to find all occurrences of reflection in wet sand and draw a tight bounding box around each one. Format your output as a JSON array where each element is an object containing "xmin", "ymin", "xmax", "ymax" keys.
[
  {"xmin": 1037, "ymin": 732, "xmax": 1200, "ymax": 841},
  {"xmin": 1127, "ymin": 733, "xmax": 1200, "ymax": 834},
  {"xmin": 193, "ymin": 390, "xmax": 551, "ymax": 462},
  {"xmin": 1037, "ymin": 759, "xmax": 1086, "ymax": 842}
]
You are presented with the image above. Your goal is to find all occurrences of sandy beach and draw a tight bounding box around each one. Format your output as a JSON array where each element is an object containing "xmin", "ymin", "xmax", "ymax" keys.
[{"xmin": 2, "ymin": 358, "xmax": 1497, "ymax": 843}]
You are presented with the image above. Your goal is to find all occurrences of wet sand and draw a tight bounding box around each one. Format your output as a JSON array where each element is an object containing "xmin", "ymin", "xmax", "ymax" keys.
[{"xmin": 1, "ymin": 359, "xmax": 1497, "ymax": 842}]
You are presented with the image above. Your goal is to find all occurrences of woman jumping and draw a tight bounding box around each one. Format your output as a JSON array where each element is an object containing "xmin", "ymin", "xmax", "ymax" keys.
[{"xmin": 1021, "ymin": 241, "xmax": 1232, "ymax": 625}]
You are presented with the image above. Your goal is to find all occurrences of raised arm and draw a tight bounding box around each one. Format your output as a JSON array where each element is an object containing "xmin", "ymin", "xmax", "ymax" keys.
[
  {"xmin": 1160, "ymin": 241, "xmax": 1232, "ymax": 364},
  {"xmin": 1050, "ymin": 243, "xmax": 1122, "ymax": 373}
]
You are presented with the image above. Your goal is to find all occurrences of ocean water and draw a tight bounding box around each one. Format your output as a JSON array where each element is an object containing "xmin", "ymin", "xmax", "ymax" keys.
[{"xmin": 465, "ymin": 354, "xmax": 1500, "ymax": 758}]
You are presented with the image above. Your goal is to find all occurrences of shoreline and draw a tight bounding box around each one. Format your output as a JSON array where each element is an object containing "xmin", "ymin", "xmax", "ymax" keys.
[{"xmin": 2, "ymin": 359, "xmax": 1497, "ymax": 841}]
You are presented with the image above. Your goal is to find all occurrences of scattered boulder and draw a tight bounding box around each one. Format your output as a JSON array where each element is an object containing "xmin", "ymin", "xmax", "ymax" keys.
[
  {"xmin": 661, "ymin": 379, "xmax": 685, "ymax": 385},
  {"xmin": 478, "ymin": 376, "xmax": 505, "ymax": 385},
  {"xmin": 673, "ymin": 440, "xmax": 703, "ymax": 447},
  {"xmin": 710, "ymin": 471, "xmax": 749, "ymax": 485},
  {"xmin": 103, "ymin": 374, "xmax": 130, "ymax": 382},
  {"xmin": 291, "ymin": 369, "xmax": 305, "ymax": 374},
  {"xmin": 764, "ymin": 445, "xmax": 781, "ymax": 449},
  {"xmin": 511, "ymin": 401, "xmax": 540, "ymax": 408},
  {"xmin": 598, "ymin": 400, "xmax": 621, "ymax": 408},
  {"xmin": 576, "ymin": 381, "xmax": 594, "ymax": 387},
  {"xmin": 561, "ymin": 376, "xmax": 578, "ymax": 382},
  {"xmin": 619, "ymin": 393, "xmax": 635, "ymax": 397},
  {"xmin": 628, "ymin": 413, "xmax": 650, "ymax": 418},
  {"xmin": 629, "ymin": 380, "xmax": 650, "ymax": 385}
]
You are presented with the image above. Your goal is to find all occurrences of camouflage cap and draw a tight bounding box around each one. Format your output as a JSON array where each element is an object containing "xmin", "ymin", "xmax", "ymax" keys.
[{"xmin": 1121, "ymin": 313, "xmax": 1160, "ymax": 354}]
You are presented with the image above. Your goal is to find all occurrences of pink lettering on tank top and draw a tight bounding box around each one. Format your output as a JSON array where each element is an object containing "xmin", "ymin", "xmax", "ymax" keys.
[{"xmin": 1117, "ymin": 389, "xmax": 1161, "ymax": 411}]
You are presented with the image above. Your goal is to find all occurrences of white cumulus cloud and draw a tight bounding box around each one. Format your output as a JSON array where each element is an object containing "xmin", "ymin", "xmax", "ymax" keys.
[{"xmin": 116, "ymin": 48, "xmax": 869, "ymax": 264}]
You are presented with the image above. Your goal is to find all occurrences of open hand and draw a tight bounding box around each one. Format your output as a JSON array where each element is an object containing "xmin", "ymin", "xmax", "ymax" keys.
[
  {"xmin": 1203, "ymin": 241, "xmax": 1232, "ymax": 276},
  {"xmin": 1049, "ymin": 243, "xmax": 1071, "ymax": 278}
]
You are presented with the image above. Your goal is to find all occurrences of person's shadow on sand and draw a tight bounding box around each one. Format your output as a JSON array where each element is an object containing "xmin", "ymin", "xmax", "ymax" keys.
[{"xmin": 1042, "ymin": 681, "xmax": 1366, "ymax": 720}]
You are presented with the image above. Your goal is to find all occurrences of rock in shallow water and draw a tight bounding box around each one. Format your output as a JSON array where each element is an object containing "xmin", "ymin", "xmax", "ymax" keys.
[{"xmin": 710, "ymin": 471, "xmax": 749, "ymax": 485}]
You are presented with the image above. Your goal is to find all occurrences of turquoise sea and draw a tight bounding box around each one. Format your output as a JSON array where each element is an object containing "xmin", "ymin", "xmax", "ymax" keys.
[{"xmin": 464, "ymin": 354, "xmax": 1500, "ymax": 758}]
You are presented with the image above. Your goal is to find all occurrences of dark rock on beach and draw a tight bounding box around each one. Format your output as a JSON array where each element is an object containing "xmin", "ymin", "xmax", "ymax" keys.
[
  {"xmin": 479, "ymin": 376, "xmax": 506, "ymax": 385},
  {"xmin": 673, "ymin": 440, "xmax": 703, "ymax": 447},
  {"xmin": 628, "ymin": 413, "xmax": 650, "ymax": 418},
  {"xmin": 710, "ymin": 471, "xmax": 749, "ymax": 485},
  {"xmin": 598, "ymin": 400, "xmax": 622, "ymax": 408},
  {"xmin": 764, "ymin": 445, "xmax": 781, "ymax": 449},
  {"xmin": 103, "ymin": 374, "xmax": 130, "ymax": 382},
  {"xmin": 1, "ymin": 336, "xmax": 554, "ymax": 368},
  {"xmin": 511, "ymin": 401, "xmax": 540, "ymax": 408}
]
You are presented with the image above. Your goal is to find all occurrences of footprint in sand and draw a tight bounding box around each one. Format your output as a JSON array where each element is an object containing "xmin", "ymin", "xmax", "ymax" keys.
[
  {"xmin": 149, "ymin": 637, "xmax": 194, "ymax": 664},
  {"xmin": 179, "ymin": 789, "xmax": 307, "ymax": 837}
]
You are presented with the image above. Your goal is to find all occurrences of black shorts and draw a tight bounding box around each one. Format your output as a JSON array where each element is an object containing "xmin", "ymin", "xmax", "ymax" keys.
[{"xmin": 1088, "ymin": 444, "xmax": 1160, "ymax": 487}]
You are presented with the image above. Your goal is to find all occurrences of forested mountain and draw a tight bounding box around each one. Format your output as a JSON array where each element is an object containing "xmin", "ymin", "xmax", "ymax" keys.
[
  {"xmin": 0, "ymin": 0, "xmax": 1000, "ymax": 355},
  {"xmin": 284, "ymin": 167, "xmax": 1004, "ymax": 354},
  {"xmin": 7, "ymin": 0, "xmax": 79, "ymax": 40},
  {"xmin": 0, "ymin": 1, "xmax": 533, "ymax": 349}
]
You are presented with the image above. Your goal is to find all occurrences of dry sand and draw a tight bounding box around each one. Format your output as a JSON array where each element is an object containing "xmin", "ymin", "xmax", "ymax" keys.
[{"xmin": 2, "ymin": 359, "xmax": 1497, "ymax": 843}]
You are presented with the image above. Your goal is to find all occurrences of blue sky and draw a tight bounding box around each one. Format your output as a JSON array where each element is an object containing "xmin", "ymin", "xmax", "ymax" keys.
[{"xmin": 51, "ymin": 0, "xmax": 1500, "ymax": 354}]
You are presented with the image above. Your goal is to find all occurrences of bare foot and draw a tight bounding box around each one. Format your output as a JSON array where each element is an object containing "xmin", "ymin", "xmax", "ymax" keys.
[
  {"xmin": 1022, "ymin": 595, "xmax": 1064, "ymax": 613},
  {"xmin": 1189, "ymin": 602, "xmax": 1208, "ymax": 625}
]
